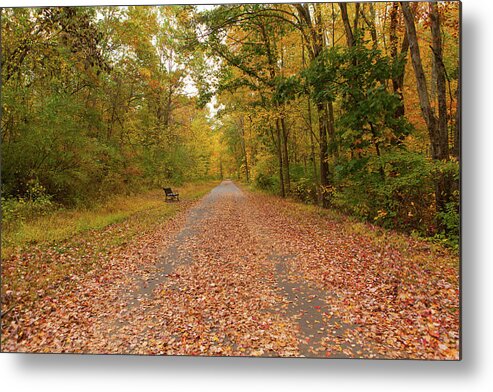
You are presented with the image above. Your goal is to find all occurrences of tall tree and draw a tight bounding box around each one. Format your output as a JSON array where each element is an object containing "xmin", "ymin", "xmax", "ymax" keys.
[
  {"xmin": 400, "ymin": 1, "xmax": 451, "ymax": 219},
  {"xmin": 294, "ymin": 3, "xmax": 331, "ymax": 206},
  {"xmin": 389, "ymin": 2, "xmax": 409, "ymax": 118}
]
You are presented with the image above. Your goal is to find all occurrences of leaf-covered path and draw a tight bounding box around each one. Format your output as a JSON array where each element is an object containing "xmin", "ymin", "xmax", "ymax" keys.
[{"xmin": 1, "ymin": 181, "xmax": 459, "ymax": 359}]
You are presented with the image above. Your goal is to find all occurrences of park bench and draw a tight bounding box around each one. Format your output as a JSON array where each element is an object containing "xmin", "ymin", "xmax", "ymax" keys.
[{"xmin": 163, "ymin": 187, "xmax": 180, "ymax": 202}]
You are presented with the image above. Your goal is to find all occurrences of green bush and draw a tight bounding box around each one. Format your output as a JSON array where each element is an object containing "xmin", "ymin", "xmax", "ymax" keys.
[
  {"xmin": 333, "ymin": 150, "xmax": 436, "ymax": 233},
  {"xmin": 436, "ymin": 197, "xmax": 460, "ymax": 248},
  {"xmin": 330, "ymin": 149, "xmax": 460, "ymax": 248},
  {"xmin": 2, "ymin": 179, "xmax": 56, "ymax": 230},
  {"xmin": 292, "ymin": 177, "xmax": 318, "ymax": 204},
  {"xmin": 255, "ymin": 172, "xmax": 278, "ymax": 191}
]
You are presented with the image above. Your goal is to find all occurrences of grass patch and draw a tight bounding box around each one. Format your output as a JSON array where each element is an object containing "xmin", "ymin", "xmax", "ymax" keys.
[
  {"xmin": 1, "ymin": 180, "xmax": 218, "ymax": 323},
  {"xmin": 2, "ymin": 181, "xmax": 218, "ymax": 259}
]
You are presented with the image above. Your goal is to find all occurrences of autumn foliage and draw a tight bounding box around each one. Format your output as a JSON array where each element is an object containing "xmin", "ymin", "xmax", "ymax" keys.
[{"xmin": 1, "ymin": 3, "xmax": 460, "ymax": 359}]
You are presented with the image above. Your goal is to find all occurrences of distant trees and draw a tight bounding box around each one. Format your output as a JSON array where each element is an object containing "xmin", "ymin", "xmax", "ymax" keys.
[
  {"xmin": 401, "ymin": 2, "xmax": 458, "ymax": 229},
  {"xmin": 1, "ymin": 6, "xmax": 220, "ymax": 207},
  {"xmin": 195, "ymin": 2, "xmax": 460, "ymax": 244},
  {"xmin": 1, "ymin": 3, "xmax": 460, "ymax": 245}
]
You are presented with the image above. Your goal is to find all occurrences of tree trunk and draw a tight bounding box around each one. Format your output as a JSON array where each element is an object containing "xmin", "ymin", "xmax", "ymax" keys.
[
  {"xmin": 339, "ymin": 3, "xmax": 354, "ymax": 48},
  {"xmin": 280, "ymin": 116, "xmax": 290, "ymax": 193},
  {"xmin": 302, "ymin": 39, "xmax": 320, "ymax": 198},
  {"xmin": 239, "ymin": 116, "xmax": 250, "ymax": 182},
  {"xmin": 307, "ymin": 90, "xmax": 319, "ymax": 185},
  {"xmin": 296, "ymin": 3, "xmax": 331, "ymax": 207},
  {"xmin": 390, "ymin": 2, "xmax": 409, "ymax": 118},
  {"xmin": 317, "ymin": 102, "xmax": 330, "ymax": 207},
  {"xmin": 430, "ymin": 2, "xmax": 452, "ymax": 216},
  {"xmin": 353, "ymin": 3, "xmax": 360, "ymax": 32},
  {"xmin": 327, "ymin": 101, "xmax": 337, "ymax": 159},
  {"xmin": 430, "ymin": 2, "xmax": 449, "ymax": 161},
  {"xmin": 401, "ymin": 1, "xmax": 451, "ymax": 223},
  {"xmin": 401, "ymin": 2, "xmax": 438, "ymax": 155},
  {"xmin": 362, "ymin": 3, "xmax": 378, "ymax": 49},
  {"xmin": 275, "ymin": 121, "xmax": 286, "ymax": 198}
]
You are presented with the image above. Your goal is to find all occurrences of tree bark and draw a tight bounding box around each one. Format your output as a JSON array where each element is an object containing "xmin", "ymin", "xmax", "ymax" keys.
[
  {"xmin": 239, "ymin": 116, "xmax": 250, "ymax": 182},
  {"xmin": 362, "ymin": 3, "xmax": 378, "ymax": 49},
  {"xmin": 430, "ymin": 2, "xmax": 449, "ymax": 161},
  {"xmin": 296, "ymin": 3, "xmax": 330, "ymax": 206},
  {"xmin": 303, "ymin": 41, "xmax": 320, "ymax": 197},
  {"xmin": 307, "ymin": 97, "xmax": 319, "ymax": 184},
  {"xmin": 275, "ymin": 121, "xmax": 286, "ymax": 198},
  {"xmin": 401, "ymin": 1, "xmax": 451, "ymax": 222},
  {"xmin": 390, "ymin": 2, "xmax": 409, "ymax": 118},
  {"xmin": 280, "ymin": 116, "xmax": 291, "ymax": 193},
  {"xmin": 430, "ymin": 2, "xmax": 456, "ymax": 215},
  {"xmin": 317, "ymin": 102, "xmax": 330, "ymax": 207},
  {"xmin": 339, "ymin": 3, "xmax": 354, "ymax": 48},
  {"xmin": 400, "ymin": 2, "xmax": 438, "ymax": 155},
  {"xmin": 259, "ymin": 20, "xmax": 290, "ymax": 196},
  {"xmin": 327, "ymin": 101, "xmax": 337, "ymax": 158}
]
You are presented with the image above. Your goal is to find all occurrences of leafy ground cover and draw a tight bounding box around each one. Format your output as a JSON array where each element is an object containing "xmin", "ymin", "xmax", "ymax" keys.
[
  {"xmin": 1, "ymin": 181, "xmax": 217, "ymax": 345},
  {"xmin": 1, "ymin": 181, "xmax": 459, "ymax": 359}
]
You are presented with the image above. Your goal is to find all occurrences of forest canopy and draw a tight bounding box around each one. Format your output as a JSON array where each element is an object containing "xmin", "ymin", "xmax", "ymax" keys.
[{"xmin": 1, "ymin": 2, "xmax": 460, "ymax": 246}]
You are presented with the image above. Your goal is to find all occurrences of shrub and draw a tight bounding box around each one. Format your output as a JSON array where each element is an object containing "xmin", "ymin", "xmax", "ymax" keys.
[
  {"xmin": 2, "ymin": 179, "xmax": 56, "ymax": 230},
  {"xmin": 292, "ymin": 177, "xmax": 318, "ymax": 204},
  {"xmin": 333, "ymin": 150, "xmax": 436, "ymax": 233},
  {"xmin": 436, "ymin": 197, "xmax": 460, "ymax": 248},
  {"xmin": 255, "ymin": 173, "xmax": 277, "ymax": 191}
]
